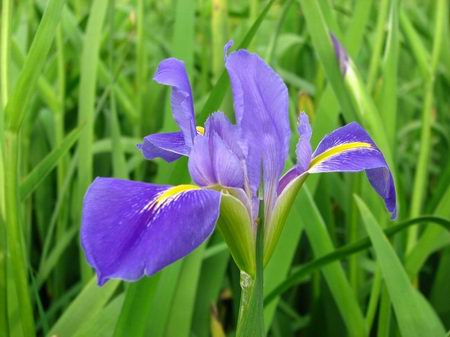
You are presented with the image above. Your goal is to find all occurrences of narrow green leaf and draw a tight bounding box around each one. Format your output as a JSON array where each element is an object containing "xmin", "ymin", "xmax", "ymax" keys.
[
  {"xmin": 36, "ymin": 225, "xmax": 78, "ymax": 287},
  {"xmin": 298, "ymin": 0, "xmax": 355, "ymax": 122},
  {"xmin": 76, "ymin": 0, "xmax": 108, "ymax": 283},
  {"xmin": 378, "ymin": 0, "xmax": 400, "ymax": 149},
  {"xmin": 265, "ymin": 216, "xmax": 450, "ymax": 303},
  {"xmin": 192, "ymin": 233, "xmax": 229, "ymax": 337},
  {"xmin": 299, "ymin": 187, "xmax": 367, "ymax": 337},
  {"xmin": 405, "ymin": 186, "xmax": 450, "ymax": 276},
  {"xmin": 112, "ymin": 277, "xmax": 160, "ymax": 337},
  {"xmin": 5, "ymin": 0, "xmax": 66, "ymax": 132},
  {"xmin": 355, "ymin": 196, "xmax": 446, "ymax": 337},
  {"xmin": 164, "ymin": 245, "xmax": 206, "ymax": 337},
  {"xmin": 408, "ymin": 0, "xmax": 447, "ymax": 248},
  {"xmin": 48, "ymin": 278, "xmax": 120, "ymax": 337},
  {"xmin": 74, "ymin": 295, "xmax": 124, "ymax": 337},
  {"xmin": 20, "ymin": 125, "xmax": 83, "ymax": 200}
]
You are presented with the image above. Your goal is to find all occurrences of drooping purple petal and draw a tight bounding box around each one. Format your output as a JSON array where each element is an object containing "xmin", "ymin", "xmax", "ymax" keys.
[
  {"xmin": 188, "ymin": 112, "xmax": 245, "ymax": 189},
  {"xmin": 153, "ymin": 58, "xmax": 196, "ymax": 147},
  {"xmin": 81, "ymin": 178, "xmax": 220, "ymax": 285},
  {"xmin": 296, "ymin": 112, "xmax": 312, "ymax": 173},
  {"xmin": 137, "ymin": 131, "xmax": 189, "ymax": 162},
  {"xmin": 225, "ymin": 49, "xmax": 290, "ymax": 210},
  {"xmin": 309, "ymin": 122, "xmax": 397, "ymax": 218}
]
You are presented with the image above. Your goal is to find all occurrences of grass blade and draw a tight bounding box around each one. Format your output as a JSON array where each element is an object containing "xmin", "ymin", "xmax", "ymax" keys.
[
  {"xmin": 299, "ymin": 186, "xmax": 367, "ymax": 337},
  {"xmin": 265, "ymin": 216, "xmax": 450, "ymax": 303},
  {"xmin": 76, "ymin": 0, "xmax": 108, "ymax": 283},
  {"xmin": 355, "ymin": 196, "xmax": 446, "ymax": 337},
  {"xmin": 4, "ymin": 0, "xmax": 66, "ymax": 132},
  {"xmin": 48, "ymin": 278, "xmax": 120, "ymax": 337},
  {"xmin": 20, "ymin": 125, "xmax": 83, "ymax": 200}
]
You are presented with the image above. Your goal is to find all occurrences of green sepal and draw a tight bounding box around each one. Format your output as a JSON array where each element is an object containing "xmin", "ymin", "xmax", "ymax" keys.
[
  {"xmin": 264, "ymin": 172, "xmax": 308, "ymax": 265},
  {"xmin": 217, "ymin": 190, "xmax": 256, "ymax": 276}
]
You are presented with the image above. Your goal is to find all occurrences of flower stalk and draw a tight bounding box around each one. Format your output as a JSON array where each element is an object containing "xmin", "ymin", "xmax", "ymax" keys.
[{"xmin": 236, "ymin": 202, "xmax": 265, "ymax": 337}]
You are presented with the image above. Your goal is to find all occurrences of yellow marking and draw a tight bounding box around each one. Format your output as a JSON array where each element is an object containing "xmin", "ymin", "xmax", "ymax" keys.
[
  {"xmin": 155, "ymin": 184, "xmax": 200, "ymax": 205},
  {"xmin": 196, "ymin": 126, "xmax": 205, "ymax": 136},
  {"xmin": 310, "ymin": 142, "xmax": 372, "ymax": 168}
]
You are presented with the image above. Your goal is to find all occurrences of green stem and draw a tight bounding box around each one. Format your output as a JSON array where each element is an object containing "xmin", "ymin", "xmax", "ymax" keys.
[{"xmin": 236, "ymin": 203, "xmax": 264, "ymax": 337}]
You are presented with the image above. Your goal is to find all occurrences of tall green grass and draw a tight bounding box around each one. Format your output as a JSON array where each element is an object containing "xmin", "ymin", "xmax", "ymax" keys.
[{"xmin": 0, "ymin": 0, "xmax": 449, "ymax": 336}]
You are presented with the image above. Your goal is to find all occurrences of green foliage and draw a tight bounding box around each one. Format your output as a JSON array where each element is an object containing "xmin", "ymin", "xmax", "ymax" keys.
[{"xmin": 1, "ymin": 0, "xmax": 449, "ymax": 336}]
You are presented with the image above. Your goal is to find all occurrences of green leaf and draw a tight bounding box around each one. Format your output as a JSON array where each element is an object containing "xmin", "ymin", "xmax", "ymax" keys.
[
  {"xmin": 74, "ymin": 295, "xmax": 124, "ymax": 337},
  {"xmin": 164, "ymin": 245, "xmax": 206, "ymax": 337},
  {"xmin": 48, "ymin": 278, "xmax": 120, "ymax": 337},
  {"xmin": 36, "ymin": 225, "xmax": 78, "ymax": 288},
  {"xmin": 4, "ymin": 0, "xmax": 66, "ymax": 132},
  {"xmin": 76, "ymin": 0, "xmax": 109, "ymax": 283},
  {"xmin": 298, "ymin": 0, "xmax": 355, "ymax": 122},
  {"xmin": 112, "ymin": 277, "xmax": 160, "ymax": 337},
  {"xmin": 265, "ymin": 216, "xmax": 450, "ymax": 304},
  {"xmin": 299, "ymin": 187, "xmax": 367, "ymax": 337},
  {"xmin": 355, "ymin": 196, "xmax": 446, "ymax": 337},
  {"xmin": 20, "ymin": 125, "xmax": 83, "ymax": 201}
]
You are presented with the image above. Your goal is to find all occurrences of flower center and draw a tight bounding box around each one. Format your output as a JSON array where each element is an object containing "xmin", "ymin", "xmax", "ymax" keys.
[{"xmin": 196, "ymin": 126, "xmax": 205, "ymax": 135}]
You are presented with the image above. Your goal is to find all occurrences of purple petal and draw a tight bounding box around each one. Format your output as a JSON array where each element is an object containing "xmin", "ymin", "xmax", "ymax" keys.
[
  {"xmin": 277, "ymin": 167, "xmax": 303, "ymax": 195},
  {"xmin": 188, "ymin": 112, "xmax": 245, "ymax": 189},
  {"xmin": 309, "ymin": 122, "xmax": 397, "ymax": 218},
  {"xmin": 331, "ymin": 34, "xmax": 349, "ymax": 76},
  {"xmin": 137, "ymin": 131, "xmax": 189, "ymax": 162},
  {"xmin": 296, "ymin": 112, "xmax": 312, "ymax": 173},
  {"xmin": 223, "ymin": 39, "xmax": 234, "ymax": 62},
  {"xmin": 81, "ymin": 178, "xmax": 221, "ymax": 285},
  {"xmin": 225, "ymin": 50, "xmax": 290, "ymax": 209},
  {"xmin": 153, "ymin": 58, "xmax": 196, "ymax": 147}
]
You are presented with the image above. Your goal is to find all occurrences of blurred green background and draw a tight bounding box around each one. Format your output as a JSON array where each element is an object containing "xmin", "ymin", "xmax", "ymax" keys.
[{"xmin": 1, "ymin": 0, "xmax": 450, "ymax": 336}]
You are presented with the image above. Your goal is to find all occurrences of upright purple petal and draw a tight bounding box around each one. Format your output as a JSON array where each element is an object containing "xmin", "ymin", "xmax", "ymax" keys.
[
  {"xmin": 309, "ymin": 122, "xmax": 397, "ymax": 218},
  {"xmin": 296, "ymin": 112, "xmax": 312, "ymax": 173},
  {"xmin": 81, "ymin": 178, "xmax": 220, "ymax": 285},
  {"xmin": 225, "ymin": 50, "xmax": 290, "ymax": 210},
  {"xmin": 137, "ymin": 131, "xmax": 189, "ymax": 162},
  {"xmin": 277, "ymin": 114, "xmax": 312, "ymax": 195},
  {"xmin": 188, "ymin": 112, "xmax": 245, "ymax": 189},
  {"xmin": 153, "ymin": 58, "xmax": 196, "ymax": 147}
]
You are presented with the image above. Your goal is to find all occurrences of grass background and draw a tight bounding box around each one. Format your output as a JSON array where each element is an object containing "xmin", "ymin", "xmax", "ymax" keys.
[{"xmin": 1, "ymin": 0, "xmax": 450, "ymax": 336}]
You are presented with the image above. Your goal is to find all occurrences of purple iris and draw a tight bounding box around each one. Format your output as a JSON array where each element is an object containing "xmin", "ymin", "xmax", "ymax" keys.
[{"xmin": 81, "ymin": 42, "xmax": 396, "ymax": 285}]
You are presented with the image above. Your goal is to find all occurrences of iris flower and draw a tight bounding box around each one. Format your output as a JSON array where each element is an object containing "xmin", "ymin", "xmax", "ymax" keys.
[{"xmin": 81, "ymin": 42, "xmax": 396, "ymax": 286}]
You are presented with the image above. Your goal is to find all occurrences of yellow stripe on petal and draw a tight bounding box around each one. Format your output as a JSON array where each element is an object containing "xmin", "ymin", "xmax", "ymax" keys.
[
  {"xmin": 309, "ymin": 142, "xmax": 372, "ymax": 169},
  {"xmin": 155, "ymin": 184, "xmax": 200, "ymax": 205},
  {"xmin": 196, "ymin": 126, "xmax": 205, "ymax": 136}
]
